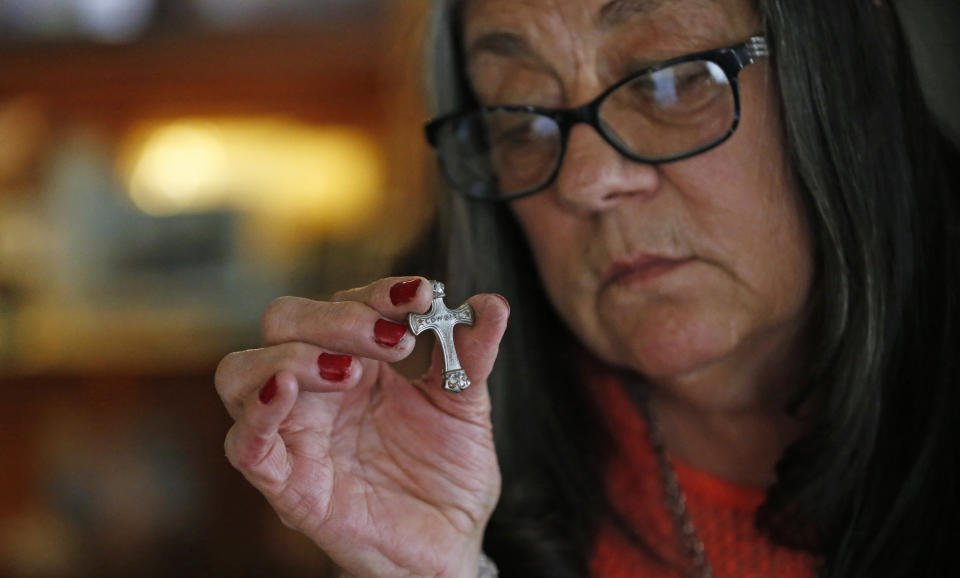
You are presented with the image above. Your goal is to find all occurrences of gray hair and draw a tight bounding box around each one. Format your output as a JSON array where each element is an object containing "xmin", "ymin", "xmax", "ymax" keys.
[{"xmin": 421, "ymin": 1, "xmax": 960, "ymax": 576}]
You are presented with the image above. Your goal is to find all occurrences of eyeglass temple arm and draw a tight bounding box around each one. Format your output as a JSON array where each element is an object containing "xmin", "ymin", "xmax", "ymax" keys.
[{"xmin": 743, "ymin": 36, "xmax": 769, "ymax": 64}]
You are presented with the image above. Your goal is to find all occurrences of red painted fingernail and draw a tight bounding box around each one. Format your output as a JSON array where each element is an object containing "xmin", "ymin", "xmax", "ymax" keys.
[
  {"xmin": 259, "ymin": 376, "xmax": 278, "ymax": 404},
  {"xmin": 374, "ymin": 319, "xmax": 407, "ymax": 347},
  {"xmin": 390, "ymin": 279, "xmax": 421, "ymax": 306},
  {"xmin": 318, "ymin": 353, "xmax": 352, "ymax": 381}
]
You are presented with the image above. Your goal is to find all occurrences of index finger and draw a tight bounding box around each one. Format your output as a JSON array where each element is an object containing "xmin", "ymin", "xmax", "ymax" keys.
[{"xmin": 332, "ymin": 276, "xmax": 434, "ymax": 321}]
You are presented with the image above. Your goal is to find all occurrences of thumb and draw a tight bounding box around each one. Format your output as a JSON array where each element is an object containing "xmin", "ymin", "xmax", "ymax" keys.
[
  {"xmin": 455, "ymin": 293, "xmax": 510, "ymax": 386},
  {"xmin": 421, "ymin": 293, "xmax": 510, "ymax": 408}
]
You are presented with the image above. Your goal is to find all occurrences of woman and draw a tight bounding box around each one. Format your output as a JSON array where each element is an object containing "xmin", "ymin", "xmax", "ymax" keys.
[{"xmin": 214, "ymin": 0, "xmax": 959, "ymax": 576}]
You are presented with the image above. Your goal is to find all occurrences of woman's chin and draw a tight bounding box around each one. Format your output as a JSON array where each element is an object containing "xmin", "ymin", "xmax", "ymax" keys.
[
  {"xmin": 600, "ymin": 308, "xmax": 808, "ymax": 413},
  {"xmin": 609, "ymin": 314, "xmax": 744, "ymax": 385}
]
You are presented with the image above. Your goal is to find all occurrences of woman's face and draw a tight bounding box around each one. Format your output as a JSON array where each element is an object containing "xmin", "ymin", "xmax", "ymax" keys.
[{"xmin": 463, "ymin": 0, "xmax": 814, "ymax": 394}]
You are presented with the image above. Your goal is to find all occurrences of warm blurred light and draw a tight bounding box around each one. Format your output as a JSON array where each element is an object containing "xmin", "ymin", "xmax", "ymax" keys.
[
  {"xmin": 121, "ymin": 118, "xmax": 385, "ymax": 234},
  {"xmin": 127, "ymin": 122, "xmax": 228, "ymax": 215}
]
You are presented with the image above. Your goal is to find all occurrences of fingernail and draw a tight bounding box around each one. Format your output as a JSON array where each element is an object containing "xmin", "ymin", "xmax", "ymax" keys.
[
  {"xmin": 318, "ymin": 353, "xmax": 352, "ymax": 381},
  {"xmin": 374, "ymin": 319, "xmax": 407, "ymax": 347},
  {"xmin": 390, "ymin": 279, "xmax": 421, "ymax": 306},
  {"xmin": 259, "ymin": 376, "xmax": 278, "ymax": 404},
  {"xmin": 493, "ymin": 293, "xmax": 510, "ymax": 315}
]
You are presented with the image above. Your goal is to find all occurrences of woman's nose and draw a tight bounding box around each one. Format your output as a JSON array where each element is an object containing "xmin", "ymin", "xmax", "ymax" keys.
[{"xmin": 552, "ymin": 124, "xmax": 660, "ymax": 212}]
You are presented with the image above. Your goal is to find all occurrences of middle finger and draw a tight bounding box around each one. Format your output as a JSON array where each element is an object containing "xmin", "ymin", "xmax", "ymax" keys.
[{"xmin": 261, "ymin": 296, "xmax": 416, "ymax": 362}]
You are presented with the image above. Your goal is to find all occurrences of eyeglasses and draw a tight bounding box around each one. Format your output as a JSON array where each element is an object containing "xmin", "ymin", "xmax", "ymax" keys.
[{"xmin": 425, "ymin": 36, "xmax": 768, "ymax": 202}]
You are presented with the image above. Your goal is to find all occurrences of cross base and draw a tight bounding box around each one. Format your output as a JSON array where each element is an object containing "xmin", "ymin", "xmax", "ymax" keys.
[{"xmin": 443, "ymin": 370, "xmax": 471, "ymax": 393}]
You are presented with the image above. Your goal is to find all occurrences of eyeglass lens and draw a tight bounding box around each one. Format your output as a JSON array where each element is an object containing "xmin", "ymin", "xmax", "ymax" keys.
[{"xmin": 436, "ymin": 58, "xmax": 734, "ymax": 199}]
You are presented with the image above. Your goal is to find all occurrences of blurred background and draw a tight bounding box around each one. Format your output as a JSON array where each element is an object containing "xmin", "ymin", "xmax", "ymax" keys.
[
  {"xmin": 0, "ymin": 1, "xmax": 957, "ymax": 577},
  {"xmin": 0, "ymin": 0, "xmax": 437, "ymax": 576}
]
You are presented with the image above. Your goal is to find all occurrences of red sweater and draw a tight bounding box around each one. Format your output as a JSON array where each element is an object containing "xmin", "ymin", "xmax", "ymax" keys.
[{"xmin": 589, "ymin": 371, "xmax": 817, "ymax": 578}]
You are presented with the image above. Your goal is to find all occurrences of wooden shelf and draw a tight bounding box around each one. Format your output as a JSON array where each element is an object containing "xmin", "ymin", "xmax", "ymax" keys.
[{"xmin": 0, "ymin": 22, "xmax": 394, "ymax": 128}]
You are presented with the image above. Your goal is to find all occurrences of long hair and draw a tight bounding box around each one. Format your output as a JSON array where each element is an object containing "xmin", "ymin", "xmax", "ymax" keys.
[{"xmin": 424, "ymin": 1, "xmax": 960, "ymax": 576}]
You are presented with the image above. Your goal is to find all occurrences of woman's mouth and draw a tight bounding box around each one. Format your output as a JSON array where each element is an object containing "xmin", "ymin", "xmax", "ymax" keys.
[{"xmin": 604, "ymin": 255, "xmax": 692, "ymax": 287}]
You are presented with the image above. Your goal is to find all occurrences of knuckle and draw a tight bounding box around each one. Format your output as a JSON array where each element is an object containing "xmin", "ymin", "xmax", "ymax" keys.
[
  {"xmin": 225, "ymin": 427, "xmax": 264, "ymax": 472},
  {"xmin": 331, "ymin": 282, "xmax": 367, "ymax": 302},
  {"xmin": 261, "ymin": 296, "xmax": 300, "ymax": 343},
  {"xmin": 330, "ymin": 287, "xmax": 355, "ymax": 302},
  {"xmin": 232, "ymin": 451, "xmax": 257, "ymax": 472},
  {"xmin": 213, "ymin": 352, "xmax": 240, "ymax": 398},
  {"xmin": 331, "ymin": 300, "xmax": 371, "ymax": 333},
  {"xmin": 286, "ymin": 341, "xmax": 316, "ymax": 361},
  {"xmin": 223, "ymin": 427, "xmax": 245, "ymax": 470}
]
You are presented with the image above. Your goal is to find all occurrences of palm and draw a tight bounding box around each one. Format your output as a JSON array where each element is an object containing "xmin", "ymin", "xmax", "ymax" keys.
[
  {"xmin": 264, "ymin": 361, "xmax": 500, "ymax": 575},
  {"xmin": 218, "ymin": 284, "xmax": 510, "ymax": 576}
]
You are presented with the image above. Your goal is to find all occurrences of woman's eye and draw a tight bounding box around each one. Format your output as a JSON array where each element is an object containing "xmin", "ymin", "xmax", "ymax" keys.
[
  {"xmin": 490, "ymin": 122, "xmax": 532, "ymax": 146},
  {"xmin": 624, "ymin": 64, "xmax": 722, "ymax": 112},
  {"xmin": 626, "ymin": 71, "xmax": 684, "ymax": 106},
  {"xmin": 489, "ymin": 115, "xmax": 556, "ymax": 146},
  {"xmin": 676, "ymin": 69, "xmax": 709, "ymax": 88},
  {"xmin": 627, "ymin": 77, "xmax": 659, "ymax": 100},
  {"xmin": 674, "ymin": 69, "xmax": 715, "ymax": 99}
]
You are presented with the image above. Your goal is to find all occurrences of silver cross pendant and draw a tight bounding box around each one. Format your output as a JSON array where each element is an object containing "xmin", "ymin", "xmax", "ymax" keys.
[{"xmin": 408, "ymin": 281, "xmax": 475, "ymax": 393}]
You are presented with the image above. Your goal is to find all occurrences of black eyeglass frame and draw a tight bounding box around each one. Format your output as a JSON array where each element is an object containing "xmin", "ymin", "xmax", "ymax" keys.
[{"xmin": 425, "ymin": 36, "xmax": 769, "ymax": 201}]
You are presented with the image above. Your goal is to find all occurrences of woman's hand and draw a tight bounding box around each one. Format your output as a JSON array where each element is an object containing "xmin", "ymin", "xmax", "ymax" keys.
[{"xmin": 214, "ymin": 277, "xmax": 510, "ymax": 578}]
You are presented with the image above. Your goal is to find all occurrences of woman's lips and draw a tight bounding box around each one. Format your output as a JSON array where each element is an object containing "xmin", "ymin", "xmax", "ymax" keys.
[{"xmin": 604, "ymin": 255, "xmax": 692, "ymax": 287}]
